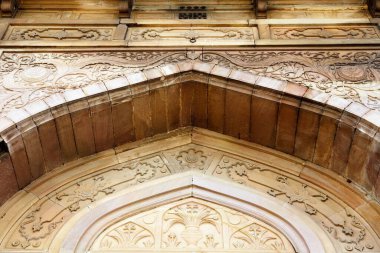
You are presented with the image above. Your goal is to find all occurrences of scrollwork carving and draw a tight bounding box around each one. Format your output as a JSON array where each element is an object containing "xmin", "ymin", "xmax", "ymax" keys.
[
  {"xmin": 129, "ymin": 27, "xmax": 256, "ymax": 42},
  {"xmin": 322, "ymin": 209, "xmax": 374, "ymax": 252},
  {"xmin": 1, "ymin": 50, "xmax": 380, "ymax": 119},
  {"xmin": 7, "ymin": 27, "xmax": 114, "ymax": 41},
  {"xmin": 55, "ymin": 176, "xmax": 115, "ymax": 212},
  {"xmin": 215, "ymin": 156, "xmax": 263, "ymax": 184},
  {"xmin": 7, "ymin": 155, "xmax": 169, "ymax": 249},
  {"xmin": 271, "ymin": 27, "xmax": 380, "ymax": 40},
  {"xmin": 11, "ymin": 204, "xmax": 64, "ymax": 249},
  {"xmin": 267, "ymin": 176, "xmax": 328, "ymax": 215}
]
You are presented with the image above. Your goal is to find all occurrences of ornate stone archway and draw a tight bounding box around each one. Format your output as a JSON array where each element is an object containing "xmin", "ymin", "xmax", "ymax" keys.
[
  {"xmin": 1, "ymin": 50, "xmax": 379, "ymax": 205},
  {"xmin": 1, "ymin": 1, "xmax": 380, "ymax": 252},
  {"xmin": 0, "ymin": 129, "xmax": 378, "ymax": 253}
]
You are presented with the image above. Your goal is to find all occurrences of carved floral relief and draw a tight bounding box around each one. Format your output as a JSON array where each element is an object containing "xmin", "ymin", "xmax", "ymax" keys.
[
  {"xmin": 91, "ymin": 198, "xmax": 294, "ymax": 252},
  {"xmin": 5, "ymin": 155, "xmax": 170, "ymax": 250},
  {"xmin": 1, "ymin": 145, "xmax": 379, "ymax": 252},
  {"xmin": 163, "ymin": 145, "xmax": 215, "ymax": 172},
  {"xmin": 213, "ymin": 154, "xmax": 380, "ymax": 252},
  {"xmin": 0, "ymin": 49, "xmax": 379, "ymax": 122}
]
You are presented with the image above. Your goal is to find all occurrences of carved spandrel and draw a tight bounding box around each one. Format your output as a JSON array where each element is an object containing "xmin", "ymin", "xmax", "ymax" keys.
[
  {"xmin": 213, "ymin": 154, "xmax": 380, "ymax": 252},
  {"xmin": 5, "ymin": 155, "xmax": 170, "ymax": 250},
  {"xmin": 6, "ymin": 198, "xmax": 70, "ymax": 250}
]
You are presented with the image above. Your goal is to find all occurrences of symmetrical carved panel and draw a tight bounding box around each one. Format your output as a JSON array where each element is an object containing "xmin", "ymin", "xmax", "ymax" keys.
[
  {"xmin": 271, "ymin": 26, "xmax": 380, "ymax": 40},
  {"xmin": 4, "ymin": 26, "xmax": 115, "ymax": 41},
  {"xmin": 91, "ymin": 198, "xmax": 294, "ymax": 252},
  {"xmin": 1, "ymin": 144, "xmax": 379, "ymax": 252},
  {"xmin": 127, "ymin": 27, "xmax": 257, "ymax": 45}
]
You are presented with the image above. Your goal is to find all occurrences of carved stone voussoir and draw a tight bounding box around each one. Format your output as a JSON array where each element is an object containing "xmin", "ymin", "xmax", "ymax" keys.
[{"xmin": 4, "ymin": 26, "xmax": 116, "ymax": 41}]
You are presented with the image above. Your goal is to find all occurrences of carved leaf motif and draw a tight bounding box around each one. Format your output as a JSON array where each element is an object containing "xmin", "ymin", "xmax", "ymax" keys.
[
  {"xmin": 100, "ymin": 222, "xmax": 155, "ymax": 249},
  {"xmin": 322, "ymin": 209, "xmax": 374, "ymax": 252},
  {"xmin": 11, "ymin": 205, "xmax": 64, "ymax": 249},
  {"xmin": 230, "ymin": 223, "xmax": 286, "ymax": 251},
  {"xmin": 163, "ymin": 202, "xmax": 222, "ymax": 248},
  {"xmin": 91, "ymin": 198, "xmax": 296, "ymax": 252},
  {"xmin": 267, "ymin": 176, "xmax": 328, "ymax": 215},
  {"xmin": 55, "ymin": 177, "xmax": 115, "ymax": 212},
  {"xmin": 215, "ymin": 156, "xmax": 262, "ymax": 184}
]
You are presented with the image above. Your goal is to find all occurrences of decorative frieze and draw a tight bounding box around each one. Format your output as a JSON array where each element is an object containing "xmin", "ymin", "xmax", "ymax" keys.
[
  {"xmin": 4, "ymin": 26, "xmax": 115, "ymax": 41},
  {"xmin": 271, "ymin": 26, "xmax": 380, "ymax": 40},
  {"xmin": 127, "ymin": 27, "xmax": 257, "ymax": 45},
  {"xmin": 0, "ymin": 50, "xmax": 379, "ymax": 120}
]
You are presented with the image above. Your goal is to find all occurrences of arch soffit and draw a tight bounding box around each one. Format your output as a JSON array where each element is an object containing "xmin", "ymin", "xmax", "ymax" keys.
[
  {"xmin": 0, "ymin": 132, "xmax": 379, "ymax": 253},
  {"xmin": 0, "ymin": 59, "xmax": 379, "ymax": 204}
]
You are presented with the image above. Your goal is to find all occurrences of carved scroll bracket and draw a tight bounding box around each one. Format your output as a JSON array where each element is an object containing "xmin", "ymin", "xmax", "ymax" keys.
[
  {"xmin": 1, "ymin": 0, "xmax": 20, "ymax": 17},
  {"xmin": 120, "ymin": 0, "xmax": 134, "ymax": 18},
  {"xmin": 254, "ymin": 0, "xmax": 268, "ymax": 19},
  {"xmin": 369, "ymin": 0, "xmax": 380, "ymax": 18}
]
